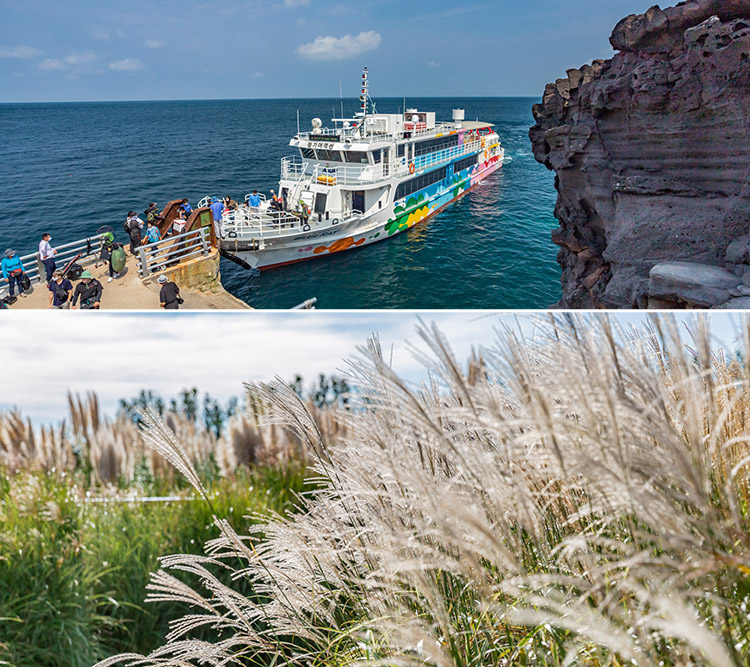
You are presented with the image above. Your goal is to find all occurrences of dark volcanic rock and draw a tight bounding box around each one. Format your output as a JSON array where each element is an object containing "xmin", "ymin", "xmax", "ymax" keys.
[{"xmin": 530, "ymin": 0, "xmax": 750, "ymax": 308}]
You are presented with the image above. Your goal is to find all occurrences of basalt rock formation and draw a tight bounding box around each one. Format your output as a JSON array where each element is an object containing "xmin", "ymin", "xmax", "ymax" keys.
[{"xmin": 530, "ymin": 1, "xmax": 750, "ymax": 308}]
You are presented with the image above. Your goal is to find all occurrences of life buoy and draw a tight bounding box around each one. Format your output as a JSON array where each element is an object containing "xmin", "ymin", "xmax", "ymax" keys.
[
  {"xmin": 409, "ymin": 162, "xmax": 415, "ymax": 175},
  {"xmin": 302, "ymin": 223, "xmax": 311, "ymax": 232}
]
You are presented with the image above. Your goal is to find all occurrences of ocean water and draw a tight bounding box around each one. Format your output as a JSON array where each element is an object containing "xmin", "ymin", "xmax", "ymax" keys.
[{"xmin": 0, "ymin": 98, "xmax": 561, "ymax": 309}]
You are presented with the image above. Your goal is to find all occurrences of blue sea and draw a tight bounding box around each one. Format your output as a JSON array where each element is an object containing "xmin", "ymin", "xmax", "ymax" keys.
[{"xmin": 0, "ymin": 98, "xmax": 560, "ymax": 309}]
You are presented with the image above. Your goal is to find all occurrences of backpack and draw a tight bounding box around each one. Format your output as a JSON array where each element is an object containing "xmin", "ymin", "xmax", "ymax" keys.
[
  {"xmin": 67, "ymin": 263, "xmax": 83, "ymax": 280},
  {"xmin": 123, "ymin": 220, "xmax": 131, "ymax": 234},
  {"xmin": 19, "ymin": 273, "xmax": 31, "ymax": 291}
]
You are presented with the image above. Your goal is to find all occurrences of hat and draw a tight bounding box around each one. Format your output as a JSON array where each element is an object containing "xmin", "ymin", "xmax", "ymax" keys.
[
  {"xmin": 157, "ymin": 274, "xmax": 167, "ymax": 284},
  {"xmin": 80, "ymin": 270, "xmax": 93, "ymax": 279},
  {"xmin": 270, "ymin": 189, "xmax": 275, "ymax": 193},
  {"xmin": 4, "ymin": 248, "xmax": 15, "ymax": 258},
  {"xmin": 212, "ymin": 196, "xmax": 219, "ymax": 203}
]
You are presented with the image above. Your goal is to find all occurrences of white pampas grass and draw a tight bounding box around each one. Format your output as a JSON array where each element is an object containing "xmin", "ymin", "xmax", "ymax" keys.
[{"xmin": 99, "ymin": 314, "xmax": 750, "ymax": 667}]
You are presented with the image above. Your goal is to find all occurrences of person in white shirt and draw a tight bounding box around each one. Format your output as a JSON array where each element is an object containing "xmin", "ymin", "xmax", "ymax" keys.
[{"xmin": 39, "ymin": 233, "xmax": 57, "ymax": 282}]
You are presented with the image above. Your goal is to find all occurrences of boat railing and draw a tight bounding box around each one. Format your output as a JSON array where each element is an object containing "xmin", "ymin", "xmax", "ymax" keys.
[
  {"xmin": 223, "ymin": 207, "xmax": 307, "ymax": 239},
  {"xmin": 136, "ymin": 226, "xmax": 213, "ymax": 278},
  {"xmin": 295, "ymin": 121, "xmax": 465, "ymax": 144},
  {"xmin": 280, "ymin": 157, "xmax": 310, "ymax": 182},
  {"xmin": 411, "ymin": 137, "xmax": 490, "ymax": 172},
  {"xmin": 310, "ymin": 162, "xmax": 392, "ymax": 186},
  {"xmin": 280, "ymin": 135, "xmax": 495, "ymax": 188},
  {"xmin": 0, "ymin": 233, "xmax": 108, "ymax": 298},
  {"xmin": 222, "ymin": 207, "xmax": 364, "ymax": 240}
]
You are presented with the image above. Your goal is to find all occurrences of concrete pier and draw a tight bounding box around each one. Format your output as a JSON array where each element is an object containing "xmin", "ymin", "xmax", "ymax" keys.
[{"xmin": 8, "ymin": 248, "xmax": 250, "ymax": 310}]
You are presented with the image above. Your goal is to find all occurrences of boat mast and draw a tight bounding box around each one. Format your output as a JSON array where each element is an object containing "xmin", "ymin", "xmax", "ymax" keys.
[{"xmin": 360, "ymin": 66, "xmax": 368, "ymax": 135}]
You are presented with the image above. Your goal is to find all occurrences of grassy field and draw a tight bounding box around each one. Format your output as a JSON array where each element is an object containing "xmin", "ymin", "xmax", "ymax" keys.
[{"xmin": 0, "ymin": 465, "xmax": 305, "ymax": 667}]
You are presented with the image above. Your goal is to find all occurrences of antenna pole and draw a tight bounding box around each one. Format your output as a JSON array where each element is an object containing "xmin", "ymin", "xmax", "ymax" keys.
[
  {"xmin": 360, "ymin": 67, "xmax": 368, "ymax": 121},
  {"xmin": 296, "ymin": 108, "xmax": 300, "ymax": 136},
  {"xmin": 339, "ymin": 80, "xmax": 344, "ymax": 119}
]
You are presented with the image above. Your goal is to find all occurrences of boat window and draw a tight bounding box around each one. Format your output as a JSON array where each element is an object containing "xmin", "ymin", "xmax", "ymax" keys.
[
  {"xmin": 316, "ymin": 149, "xmax": 343, "ymax": 161},
  {"xmin": 414, "ymin": 135, "xmax": 459, "ymax": 158},
  {"xmin": 301, "ymin": 147, "xmax": 316, "ymax": 159},
  {"xmin": 453, "ymin": 154, "xmax": 478, "ymax": 173},
  {"xmin": 397, "ymin": 144, "xmax": 406, "ymax": 158},
  {"xmin": 395, "ymin": 166, "xmax": 447, "ymax": 201},
  {"xmin": 314, "ymin": 192, "xmax": 327, "ymax": 214},
  {"xmin": 344, "ymin": 150, "xmax": 370, "ymax": 164},
  {"xmin": 372, "ymin": 149, "xmax": 382, "ymax": 163}
]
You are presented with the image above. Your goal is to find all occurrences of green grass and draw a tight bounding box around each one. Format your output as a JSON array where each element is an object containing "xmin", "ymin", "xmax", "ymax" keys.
[{"xmin": 0, "ymin": 465, "xmax": 305, "ymax": 667}]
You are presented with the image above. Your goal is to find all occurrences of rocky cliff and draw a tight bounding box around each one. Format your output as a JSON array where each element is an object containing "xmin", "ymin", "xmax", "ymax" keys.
[{"xmin": 530, "ymin": 1, "xmax": 750, "ymax": 308}]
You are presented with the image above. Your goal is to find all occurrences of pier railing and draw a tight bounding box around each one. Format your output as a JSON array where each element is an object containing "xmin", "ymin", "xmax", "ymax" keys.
[
  {"xmin": 137, "ymin": 226, "xmax": 212, "ymax": 278},
  {"xmin": 0, "ymin": 233, "xmax": 108, "ymax": 297}
]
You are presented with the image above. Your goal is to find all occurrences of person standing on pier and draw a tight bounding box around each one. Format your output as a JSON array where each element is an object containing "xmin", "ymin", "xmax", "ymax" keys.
[
  {"xmin": 210, "ymin": 197, "xmax": 225, "ymax": 239},
  {"xmin": 71, "ymin": 270, "xmax": 102, "ymax": 309},
  {"xmin": 124, "ymin": 212, "xmax": 144, "ymax": 255},
  {"xmin": 48, "ymin": 269, "xmax": 72, "ymax": 309},
  {"xmin": 158, "ymin": 274, "xmax": 182, "ymax": 309},
  {"xmin": 38, "ymin": 233, "xmax": 57, "ymax": 281},
  {"xmin": 1, "ymin": 249, "xmax": 27, "ymax": 299}
]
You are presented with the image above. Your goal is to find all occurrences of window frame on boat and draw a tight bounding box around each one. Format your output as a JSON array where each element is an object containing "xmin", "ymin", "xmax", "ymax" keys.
[
  {"xmin": 413, "ymin": 134, "xmax": 459, "ymax": 158},
  {"xmin": 453, "ymin": 154, "xmax": 479, "ymax": 174},
  {"xmin": 395, "ymin": 166, "xmax": 448, "ymax": 201},
  {"xmin": 343, "ymin": 150, "xmax": 370, "ymax": 164}
]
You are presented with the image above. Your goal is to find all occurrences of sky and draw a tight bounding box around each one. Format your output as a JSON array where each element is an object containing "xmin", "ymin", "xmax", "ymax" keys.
[
  {"xmin": 0, "ymin": 311, "xmax": 745, "ymax": 425},
  {"xmin": 0, "ymin": 0, "xmax": 658, "ymax": 102}
]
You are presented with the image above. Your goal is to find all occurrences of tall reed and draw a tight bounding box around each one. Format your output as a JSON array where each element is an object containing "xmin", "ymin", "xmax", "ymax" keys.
[{"xmin": 97, "ymin": 314, "xmax": 750, "ymax": 666}]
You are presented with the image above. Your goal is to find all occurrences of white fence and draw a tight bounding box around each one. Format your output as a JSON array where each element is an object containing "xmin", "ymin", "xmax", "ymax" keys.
[
  {"xmin": 1, "ymin": 233, "xmax": 108, "ymax": 298},
  {"xmin": 136, "ymin": 226, "xmax": 212, "ymax": 278}
]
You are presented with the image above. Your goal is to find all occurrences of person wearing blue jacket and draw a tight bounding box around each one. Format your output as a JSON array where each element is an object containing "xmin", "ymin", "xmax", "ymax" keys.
[
  {"xmin": 1, "ymin": 249, "xmax": 27, "ymax": 298},
  {"xmin": 210, "ymin": 197, "xmax": 225, "ymax": 239}
]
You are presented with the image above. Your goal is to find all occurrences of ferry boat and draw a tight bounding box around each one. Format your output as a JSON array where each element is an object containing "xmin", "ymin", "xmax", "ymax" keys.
[{"xmin": 219, "ymin": 68, "xmax": 505, "ymax": 269}]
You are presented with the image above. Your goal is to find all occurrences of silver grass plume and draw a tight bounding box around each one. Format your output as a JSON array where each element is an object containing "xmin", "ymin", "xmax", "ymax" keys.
[{"xmin": 99, "ymin": 314, "xmax": 750, "ymax": 667}]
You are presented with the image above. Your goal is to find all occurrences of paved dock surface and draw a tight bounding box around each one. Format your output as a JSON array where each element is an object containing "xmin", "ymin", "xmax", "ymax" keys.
[{"xmin": 7, "ymin": 250, "xmax": 249, "ymax": 310}]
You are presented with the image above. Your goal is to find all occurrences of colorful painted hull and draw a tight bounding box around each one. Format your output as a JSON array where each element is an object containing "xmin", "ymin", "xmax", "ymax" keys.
[{"xmin": 230, "ymin": 151, "xmax": 504, "ymax": 270}]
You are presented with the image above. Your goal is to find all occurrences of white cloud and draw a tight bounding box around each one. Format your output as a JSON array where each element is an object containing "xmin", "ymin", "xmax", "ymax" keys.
[
  {"xmin": 145, "ymin": 40, "xmax": 165, "ymax": 48},
  {"xmin": 92, "ymin": 29, "xmax": 110, "ymax": 41},
  {"xmin": 38, "ymin": 58, "xmax": 65, "ymax": 70},
  {"xmin": 0, "ymin": 45, "xmax": 41, "ymax": 59},
  {"xmin": 38, "ymin": 51, "xmax": 98, "ymax": 72},
  {"xmin": 64, "ymin": 51, "xmax": 98, "ymax": 65},
  {"xmin": 297, "ymin": 30, "xmax": 381, "ymax": 60},
  {"xmin": 0, "ymin": 312, "xmax": 510, "ymax": 423},
  {"xmin": 284, "ymin": 0, "xmax": 310, "ymax": 6},
  {"xmin": 428, "ymin": 60, "xmax": 439, "ymax": 67},
  {"xmin": 109, "ymin": 58, "xmax": 145, "ymax": 71}
]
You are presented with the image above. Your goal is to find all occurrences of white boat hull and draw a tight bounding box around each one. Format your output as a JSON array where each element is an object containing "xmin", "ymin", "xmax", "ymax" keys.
[{"xmin": 223, "ymin": 153, "xmax": 503, "ymax": 270}]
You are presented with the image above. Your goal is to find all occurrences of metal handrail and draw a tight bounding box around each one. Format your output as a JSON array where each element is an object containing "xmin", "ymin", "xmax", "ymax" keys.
[
  {"xmin": 222, "ymin": 208, "xmax": 364, "ymax": 241},
  {"xmin": 137, "ymin": 226, "xmax": 212, "ymax": 278},
  {"xmin": 280, "ymin": 136, "xmax": 495, "ymax": 187},
  {"xmin": 295, "ymin": 120, "xmax": 466, "ymax": 144},
  {"xmin": 0, "ymin": 232, "xmax": 108, "ymax": 297}
]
